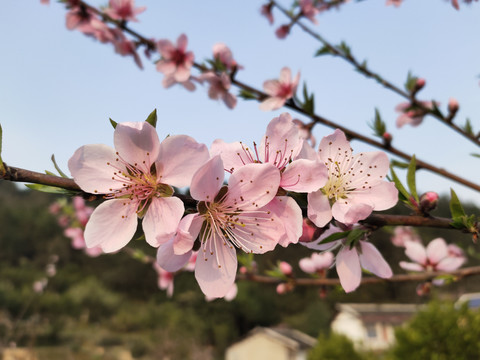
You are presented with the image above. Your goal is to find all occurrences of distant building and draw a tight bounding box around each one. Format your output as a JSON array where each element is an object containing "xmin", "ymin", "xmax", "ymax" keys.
[
  {"xmin": 331, "ymin": 303, "xmax": 421, "ymax": 351},
  {"xmin": 225, "ymin": 326, "xmax": 316, "ymax": 360}
]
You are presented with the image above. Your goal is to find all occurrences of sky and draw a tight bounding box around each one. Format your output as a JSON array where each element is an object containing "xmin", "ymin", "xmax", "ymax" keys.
[{"xmin": 1, "ymin": 0, "xmax": 480, "ymax": 205}]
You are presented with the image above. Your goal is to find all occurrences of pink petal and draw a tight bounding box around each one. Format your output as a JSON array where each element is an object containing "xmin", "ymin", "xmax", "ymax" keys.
[
  {"xmin": 190, "ymin": 155, "xmax": 225, "ymax": 202},
  {"xmin": 226, "ymin": 163, "xmax": 280, "ymax": 210},
  {"xmin": 142, "ymin": 197, "xmax": 185, "ymax": 247},
  {"xmin": 113, "ymin": 122, "xmax": 160, "ymax": 173},
  {"xmin": 279, "ymin": 67, "xmax": 292, "ymax": 84},
  {"xmin": 318, "ymin": 129, "xmax": 351, "ymax": 162},
  {"xmin": 68, "ymin": 144, "xmax": 121, "ymax": 194},
  {"xmin": 195, "ymin": 237, "xmax": 238, "ymax": 298},
  {"xmin": 349, "ymin": 182, "xmax": 398, "ymax": 211},
  {"xmin": 299, "ymin": 258, "xmax": 316, "ymax": 273},
  {"xmin": 176, "ymin": 33, "xmax": 188, "ymax": 51},
  {"xmin": 281, "ymin": 159, "xmax": 327, "ymax": 192},
  {"xmin": 156, "ymin": 39, "xmax": 175, "ymax": 57},
  {"xmin": 174, "ymin": 64, "xmax": 191, "ymax": 83},
  {"xmin": 210, "ymin": 139, "xmax": 249, "ymax": 172},
  {"xmin": 173, "ymin": 214, "xmax": 203, "ymax": 255},
  {"xmin": 404, "ymin": 241, "xmax": 427, "ymax": 265},
  {"xmin": 359, "ymin": 241, "xmax": 392, "ymax": 278},
  {"xmin": 157, "ymin": 134, "xmax": 209, "ymax": 188},
  {"xmin": 260, "ymin": 113, "xmax": 303, "ymax": 164},
  {"xmin": 436, "ymin": 257, "xmax": 465, "ymax": 271},
  {"xmin": 259, "ymin": 97, "xmax": 286, "ymax": 111},
  {"xmin": 336, "ymin": 246, "xmax": 362, "ymax": 293},
  {"xmin": 268, "ymin": 196, "xmax": 302, "ymax": 247},
  {"xmin": 84, "ymin": 199, "xmax": 138, "ymax": 252},
  {"xmin": 263, "ymin": 80, "xmax": 281, "ymax": 96},
  {"xmin": 223, "ymin": 92, "xmax": 237, "ymax": 109},
  {"xmin": 312, "ymin": 252, "xmax": 334, "ymax": 269},
  {"xmin": 156, "ymin": 238, "xmax": 192, "ymax": 272},
  {"xmin": 426, "ymin": 238, "xmax": 449, "ymax": 264},
  {"xmin": 332, "ymin": 202, "xmax": 373, "ymax": 224},
  {"xmin": 307, "ymin": 190, "xmax": 332, "ymax": 227},
  {"xmin": 399, "ymin": 261, "xmax": 425, "ymax": 272},
  {"xmin": 156, "ymin": 60, "xmax": 176, "ymax": 75}
]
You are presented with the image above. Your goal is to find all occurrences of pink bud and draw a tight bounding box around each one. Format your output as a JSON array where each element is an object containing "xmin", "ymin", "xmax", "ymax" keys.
[
  {"xmin": 416, "ymin": 78, "xmax": 426, "ymax": 89},
  {"xmin": 419, "ymin": 191, "xmax": 439, "ymax": 213},
  {"xmin": 276, "ymin": 283, "xmax": 287, "ymax": 294},
  {"xmin": 448, "ymin": 97, "xmax": 459, "ymax": 114},
  {"xmin": 275, "ymin": 25, "xmax": 290, "ymax": 39},
  {"xmin": 382, "ymin": 132, "xmax": 392, "ymax": 142},
  {"xmin": 239, "ymin": 266, "xmax": 248, "ymax": 274},
  {"xmin": 279, "ymin": 261, "xmax": 292, "ymax": 276}
]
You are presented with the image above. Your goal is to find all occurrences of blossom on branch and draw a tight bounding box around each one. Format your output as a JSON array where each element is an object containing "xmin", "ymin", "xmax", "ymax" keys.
[
  {"xmin": 212, "ymin": 43, "xmax": 242, "ymax": 71},
  {"xmin": 260, "ymin": 67, "xmax": 300, "ymax": 111},
  {"xmin": 300, "ymin": 0, "xmax": 320, "ymax": 24},
  {"xmin": 260, "ymin": 2, "xmax": 274, "ymax": 24},
  {"xmin": 391, "ymin": 226, "xmax": 421, "ymax": 247},
  {"xmin": 68, "ymin": 121, "xmax": 209, "ymax": 252},
  {"xmin": 303, "ymin": 226, "xmax": 392, "ymax": 292},
  {"xmin": 156, "ymin": 34, "xmax": 195, "ymax": 85},
  {"xmin": 299, "ymin": 252, "xmax": 334, "ymax": 274},
  {"xmin": 399, "ymin": 237, "xmax": 466, "ymax": 272},
  {"xmin": 395, "ymin": 101, "xmax": 436, "ymax": 128},
  {"xmin": 199, "ymin": 72, "xmax": 237, "ymax": 109},
  {"xmin": 165, "ymin": 156, "xmax": 285, "ymax": 298},
  {"xmin": 307, "ymin": 129, "xmax": 398, "ymax": 227},
  {"xmin": 104, "ymin": 0, "xmax": 146, "ymax": 22},
  {"xmin": 211, "ymin": 113, "xmax": 328, "ymax": 246}
]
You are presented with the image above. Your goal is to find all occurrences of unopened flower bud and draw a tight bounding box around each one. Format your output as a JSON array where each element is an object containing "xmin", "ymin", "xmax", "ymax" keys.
[
  {"xmin": 275, "ymin": 25, "xmax": 290, "ymax": 39},
  {"xmin": 276, "ymin": 283, "xmax": 287, "ymax": 294},
  {"xmin": 382, "ymin": 132, "xmax": 392, "ymax": 145},
  {"xmin": 416, "ymin": 282, "xmax": 431, "ymax": 296},
  {"xmin": 448, "ymin": 97, "xmax": 459, "ymax": 114},
  {"xmin": 279, "ymin": 261, "xmax": 293, "ymax": 276},
  {"xmin": 239, "ymin": 266, "xmax": 248, "ymax": 274},
  {"xmin": 415, "ymin": 78, "xmax": 426, "ymax": 90},
  {"xmin": 419, "ymin": 191, "xmax": 439, "ymax": 213}
]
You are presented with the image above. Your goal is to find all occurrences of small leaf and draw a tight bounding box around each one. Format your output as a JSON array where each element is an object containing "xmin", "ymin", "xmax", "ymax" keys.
[
  {"xmin": 109, "ymin": 118, "xmax": 117, "ymax": 129},
  {"xmin": 449, "ymin": 188, "xmax": 466, "ymax": 219},
  {"xmin": 407, "ymin": 155, "xmax": 419, "ymax": 202},
  {"xmin": 346, "ymin": 229, "xmax": 367, "ymax": 248},
  {"xmin": 315, "ymin": 45, "xmax": 333, "ymax": 57},
  {"xmin": 390, "ymin": 160, "xmax": 409, "ymax": 169},
  {"xmin": 368, "ymin": 108, "xmax": 386, "ymax": 137},
  {"xmin": 404, "ymin": 71, "xmax": 417, "ymax": 92},
  {"xmin": 51, "ymin": 154, "xmax": 69, "ymax": 178},
  {"xmin": 316, "ymin": 231, "xmax": 350, "ymax": 245},
  {"xmin": 238, "ymin": 89, "xmax": 257, "ymax": 100},
  {"xmin": 25, "ymin": 183, "xmax": 77, "ymax": 195},
  {"xmin": 145, "ymin": 109, "xmax": 157, "ymax": 128},
  {"xmin": 430, "ymin": 101, "xmax": 443, "ymax": 118},
  {"xmin": 390, "ymin": 166, "xmax": 410, "ymax": 201},
  {"xmin": 470, "ymin": 153, "xmax": 480, "ymax": 158},
  {"xmin": 338, "ymin": 41, "xmax": 351, "ymax": 57},
  {"xmin": 463, "ymin": 118, "xmax": 474, "ymax": 136}
]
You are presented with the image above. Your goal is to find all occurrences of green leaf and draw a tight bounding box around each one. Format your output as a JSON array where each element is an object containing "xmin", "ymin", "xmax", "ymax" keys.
[
  {"xmin": 145, "ymin": 109, "xmax": 157, "ymax": 128},
  {"xmin": 368, "ymin": 108, "xmax": 386, "ymax": 137},
  {"xmin": 390, "ymin": 166, "xmax": 410, "ymax": 201},
  {"xmin": 470, "ymin": 153, "xmax": 480, "ymax": 158},
  {"xmin": 338, "ymin": 41, "xmax": 351, "ymax": 57},
  {"xmin": 25, "ymin": 183, "xmax": 77, "ymax": 195},
  {"xmin": 346, "ymin": 229, "xmax": 367, "ymax": 248},
  {"xmin": 430, "ymin": 101, "xmax": 443, "ymax": 118},
  {"xmin": 449, "ymin": 188, "xmax": 466, "ymax": 219},
  {"xmin": 238, "ymin": 89, "xmax": 257, "ymax": 100},
  {"xmin": 463, "ymin": 118, "xmax": 474, "ymax": 136},
  {"xmin": 316, "ymin": 231, "xmax": 350, "ymax": 245},
  {"xmin": 390, "ymin": 160, "xmax": 409, "ymax": 169},
  {"xmin": 404, "ymin": 71, "xmax": 417, "ymax": 92},
  {"xmin": 407, "ymin": 155, "xmax": 419, "ymax": 202},
  {"xmin": 109, "ymin": 118, "xmax": 117, "ymax": 129},
  {"xmin": 315, "ymin": 45, "xmax": 333, "ymax": 57},
  {"xmin": 51, "ymin": 154, "xmax": 69, "ymax": 178}
]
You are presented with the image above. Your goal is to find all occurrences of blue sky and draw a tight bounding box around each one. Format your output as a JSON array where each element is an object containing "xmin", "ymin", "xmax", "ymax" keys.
[{"xmin": 1, "ymin": 0, "xmax": 480, "ymax": 205}]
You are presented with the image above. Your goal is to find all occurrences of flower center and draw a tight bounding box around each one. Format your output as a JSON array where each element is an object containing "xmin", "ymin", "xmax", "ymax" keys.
[{"xmin": 232, "ymin": 137, "xmax": 292, "ymax": 172}]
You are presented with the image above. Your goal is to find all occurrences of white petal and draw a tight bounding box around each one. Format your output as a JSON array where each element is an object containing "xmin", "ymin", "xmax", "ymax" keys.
[
  {"xmin": 268, "ymin": 196, "xmax": 302, "ymax": 247},
  {"xmin": 190, "ymin": 155, "xmax": 225, "ymax": 202},
  {"xmin": 281, "ymin": 159, "xmax": 327, "ymax": 193},
  {"xmin": 336, "ymin": 247, "xmax": 362, "ymax": 293},
  {"xmin": 359, "ymin": 241, "xmax": 392, "ymax": 278},
  {"xmin": 84, "ymin": 199, "xmax": 138, "ymax": 253},
  {"xmin": 307, "ymin": 190, "xmax": 332, "ymax": 227},
  {"xmin": 142, "ymin": 197, "xmax": 184, "ymax": 247}
]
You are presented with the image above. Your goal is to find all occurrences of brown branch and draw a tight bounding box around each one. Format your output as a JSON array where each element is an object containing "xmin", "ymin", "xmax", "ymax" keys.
[
  {"xmin": 271, "ymin": 1, "xmax": 480, "ymax": 148},
  {"xmin": 238, "ymin": 265, "xmax": 480, "ymax": 286}
]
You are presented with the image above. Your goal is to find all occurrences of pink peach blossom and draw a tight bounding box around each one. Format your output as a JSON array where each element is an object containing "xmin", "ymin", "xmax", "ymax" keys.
[
  {"xmin": 299, "ymin": 252, "xmax": 334, "ymax": 274},
  {"xmin": 395, "ymin": 101, "xmax": 436, "ymax": 128},
  {"xmin": 386, "ymin": 0, "xmax": 403, "ymax": 6},
  {"xmin": 391, "ymin": 226, "xmax": 422, "ymax": 247},
  {"xmin": 153, "ymin": 262, "xmax": 174, "ymax": 297},
  {"xmin": 300, "ymin": 0, "xmax": 320, "ymax": 24},
  {"xmin": 303, "ymin": 226, "xmax": 392, "ymax": 292},
  {"xmin": 275, "ymin": 25, "xmax": 290, "ymax": 39},
  {"xmin": 113, "ymin": 35, "xmax": 143, "ymax": 69},
  {"xmin": 260, "ymin": 3, "xmax": 274, "ymax": 24},
  {"xmin": 399, "ymin": 238, "xmax": 466, "ymax": 272},
  {"xmin": 307, "ymin": 129, "xmax": 398, "ymax": 227},
  {"xmin": 205, "ymin": 283, "xmax": 238, "ymax": 302},
  {"xmin": 279, "ymin": 261, "xmax": 293, "ymax": 276},
  {"xmin": 162, "ymin": 156, "xmax": 285, "ymax": 298},
  {"xmin": 156, "ymin": 34, "xmax": 194, "ymax": 84},
  {"xmin": 68, "ymin": 121, "xmax": 209, "ymax": 252},
  {"xmin": 104, "ymin": 0, "xmax": 146, "ymax": 22},
  {"xmin": 260, "ymin": 67, "xmax": 300, "ymax": 111},
  {"xmin": 212, "ymin": 43, "xmax": 242, "ymax": 71},
  {"xmin": 299, "ymin": 218, "xmax": 317, "ymax": 243},
  {"xmin": 211, "ymin": 113, "xmax": 328, "ymax": 246},
  {"xmin": 199, "ymin": 72, "xmax": 237, "ymax": 109}
]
